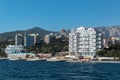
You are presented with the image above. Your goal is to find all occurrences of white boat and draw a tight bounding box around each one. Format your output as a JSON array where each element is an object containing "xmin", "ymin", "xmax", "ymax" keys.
[
  {"xmin": 0, "ymin": 57, "xmax": 8, "ymax": 60},
  {"xmin": 47, "ymin": 57, "xmax": 66, "ymax": 62},
  {"xmin": 26, "ymin": 58, "xmax": 46, "ymax": 61}
]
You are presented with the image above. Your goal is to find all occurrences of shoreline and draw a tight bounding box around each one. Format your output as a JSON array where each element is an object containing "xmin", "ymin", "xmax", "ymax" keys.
[
  {"xmin": 89, "ymin": 61, "xmax": 120, "ymax": 63},
  {"xmin": 66, "ymin": 60, "xmax": 120, "ymax": 63},
  {"xmin": 1, "ymin": 58, "xmax": 120, "ymax": 63},
  {"xmin": 0, "ymin": 58, "xmax": 8, "ymax": 60}
]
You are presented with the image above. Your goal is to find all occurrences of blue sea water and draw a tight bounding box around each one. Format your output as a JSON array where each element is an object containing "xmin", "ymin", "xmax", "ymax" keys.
[{"xmin": 0, "ymin": 60, "xmax": 120, "ymax": 80}]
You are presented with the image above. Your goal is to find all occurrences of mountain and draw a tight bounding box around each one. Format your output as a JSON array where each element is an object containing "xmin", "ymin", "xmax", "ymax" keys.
[
  {"xmin": 0, "ymin": 26, "xmax": 120, "ymax": 41},
  {"xmin": 66, "ymin": 26, "xmax": 120, "ymax": 37},
  {"xmin": 0, "ymin": 27, "xmax": 56, "ymax": 41},
  {"xmin": 96, "ymin": 26, "xmax": 120, "ymax": 37}
]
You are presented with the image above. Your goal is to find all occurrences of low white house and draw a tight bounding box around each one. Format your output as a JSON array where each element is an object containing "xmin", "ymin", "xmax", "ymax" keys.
[{"xmin": 5, "ymin": 45, "xmax": 35, "ymax": 60}]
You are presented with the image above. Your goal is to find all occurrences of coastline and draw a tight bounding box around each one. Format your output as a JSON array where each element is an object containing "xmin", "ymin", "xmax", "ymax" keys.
[
  {"xmin": 66, "ymin": 60, "xmax": 120, "ymax": 63},
  {"xmin": 89, "ymin": 61, "xmax": 120, "ymax": 63},
  {"xmin": 1, "ymin": 58, "xmax": 120, "ymax": 63},
  {"xmin": 0, "ymin": 57, "xmax": 8, "ymax": 60}
]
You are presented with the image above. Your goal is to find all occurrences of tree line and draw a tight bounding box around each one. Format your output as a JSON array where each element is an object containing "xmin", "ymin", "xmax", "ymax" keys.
[
  {"xmin": 26, "ymin": 38, "xmax": 68, "ymax": 56},
  {"xmin": 96, "ymin": 44, "xmax": 120, "ymax": 60},
  {"xmin": 0, "ymin": 38, "xmax": 68, "ymax": 57}
]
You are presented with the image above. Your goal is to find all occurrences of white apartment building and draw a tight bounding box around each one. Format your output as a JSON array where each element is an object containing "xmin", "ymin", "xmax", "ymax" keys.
[{"xmin": 69, "ymin": 26, "xmax": 102, "ymax": 59}]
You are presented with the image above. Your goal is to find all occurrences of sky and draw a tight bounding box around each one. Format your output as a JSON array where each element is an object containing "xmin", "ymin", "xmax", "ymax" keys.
[{"xmin": 0, "ymin": 0, "xmax": 120, "ymax": 33}]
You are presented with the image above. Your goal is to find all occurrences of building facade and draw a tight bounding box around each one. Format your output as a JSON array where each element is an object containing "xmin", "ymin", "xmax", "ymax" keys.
[
  {"xmin": 15, "ymin": 34, "xmax": 24, "ymax": 45},
  {"xmin": 15, "ymin": 33, "xmax": 39, "ymax": 47},
  {"xmin": 5, "ymin": 45, "xmax": 35, "ymax": 60},
  {"xmin": 44, "ymin": 33, "xmax": 56, "ymax": 44},
  {"xmin": 24, "ymin": 35, "xmax": 34, "ymax": 47},
  {"xmin": 103, "ymin": 37, "xmax": 120, "ymax": 48},
  {"xmin": 69, "ymin": 27, "xmax": 102, "ymax": 59},
  {"xmin": 24, "ymin": 34, "xmax": 39, "ymax": 47}
]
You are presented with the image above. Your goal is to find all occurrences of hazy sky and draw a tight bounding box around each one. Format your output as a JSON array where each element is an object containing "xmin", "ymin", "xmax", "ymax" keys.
[{"xmin": 0, "ymin": 0, "xmax": 120, "ymax": 33}]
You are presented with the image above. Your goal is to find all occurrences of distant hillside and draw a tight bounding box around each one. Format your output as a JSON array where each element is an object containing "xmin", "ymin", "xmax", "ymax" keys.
[
  {"xmin": 96, "ymin": 26, "xmax": 120, "ymax": 37},
  {"xmin": 0, "ymin": 27, "xmax": 56, "ymax": 41},
  {"xmin": 0, "ymin": 26, "xmax": 120, "ymax": 41},
  {"xmin": 66, "ymin": 26, "xmax": 120, "ymax": 37}
]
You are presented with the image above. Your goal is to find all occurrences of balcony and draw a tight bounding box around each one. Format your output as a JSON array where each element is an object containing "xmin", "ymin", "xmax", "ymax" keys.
[
  {"xmin": 92, "ymin": 32, "xmax": 96, "ymax": 34},
  {"xmin": 97, "ymin": 33, "xmax": 101, "ymax": 36}
]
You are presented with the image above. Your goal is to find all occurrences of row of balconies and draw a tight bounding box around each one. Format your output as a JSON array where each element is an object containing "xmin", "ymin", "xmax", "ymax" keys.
[
  {"xmin": 69, "ymin": 38, "xmax": 102, "ymax": 41},
  {"xmin": 69, "ymin": 46, "xmax": 97, "ymax": 49},
  {"xmin": 69, "ymin": 40, "xmax": 102, "ymax": 44},
  {"xmin": 81, "ymin": 52, "xmax": 95, "ymax": 56},
  {"xmin": 69, "ymin": 49, "xmax": 96, "ymax": 53},
  {"xmin": 69, "ymin": 44, "xmax": 102, "ymax": 47},
  {"xmin": 69, "ymin": 45, "xmax": 96, "ymax": 49},
  {"xmin": 96, "ymin": 33, "xmax": 102, "ymax": 36},
  {"xmin": 69, "ymin": 47, "xmax": 102, "ymax": 51},
  {"xmin": 69, "ymin": 32, "xmax": 101, "ymax": 36}
]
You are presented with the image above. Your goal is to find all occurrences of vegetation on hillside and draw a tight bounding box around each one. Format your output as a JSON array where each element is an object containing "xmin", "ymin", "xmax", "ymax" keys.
[
  {"xmin": 96, "ymin": 44, "xmax": 120, "ymax": 60},
  {"xmin": 0, "ymin": 37, "xmax": 68, "ymax": 57},
  {"xmin": 25, "ymin": 38, "xmax": 68, "ymax": 56}
]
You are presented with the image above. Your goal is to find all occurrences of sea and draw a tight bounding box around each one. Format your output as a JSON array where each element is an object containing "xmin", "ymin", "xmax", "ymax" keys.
[{"xmin": 0, "ymin": 60, "xmax": 120, "ymax": 80}]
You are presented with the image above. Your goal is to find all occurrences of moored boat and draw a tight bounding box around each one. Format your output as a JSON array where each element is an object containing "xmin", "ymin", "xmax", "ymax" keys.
[
  {"xmin": 46, "ymin": 57, "xmax": 66, "ymax": 62},
  {"xmin": 26, "ymin": 58, "xmax": 46, "ymax": 61}
]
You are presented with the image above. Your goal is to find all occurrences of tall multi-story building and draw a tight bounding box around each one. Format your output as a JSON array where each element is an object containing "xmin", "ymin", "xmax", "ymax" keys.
[
  {"xmin": 44, "ymin": 33, "xmax": 56, "ymax": 44},
  {"xmin": 69, "ymin": 26, "xmax": 102, "ymax": 59},
  {"xmin": 15, "ymin": 33, "xmax": 39, "ymax": 47},
  {"xmin": 24, "ymin": 35, "xmax": 34, "ymax": 47},
  {"xmin": 44, "ymin": 35, "xmax": 51, "ymax": 44},
  {"xmin": 24, "ymin": 34, "xmax": 39, "ymax": 47},
  {"xmin": 15, "ymin": 34, "xmax": 24, "ymax": 45}
]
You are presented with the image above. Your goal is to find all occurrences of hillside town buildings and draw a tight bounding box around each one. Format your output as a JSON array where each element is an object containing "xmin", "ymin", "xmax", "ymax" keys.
[
  {"xmin": 103, "ymin": 37, "xmax": 120, "ymax": 48},
  {"xmin": 60, "ymin": 29, "xmax": 68, "ymax": 38},
  {"xmin": 15, "ymin": 29, "xmax": 69, "ymax": 46}
]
